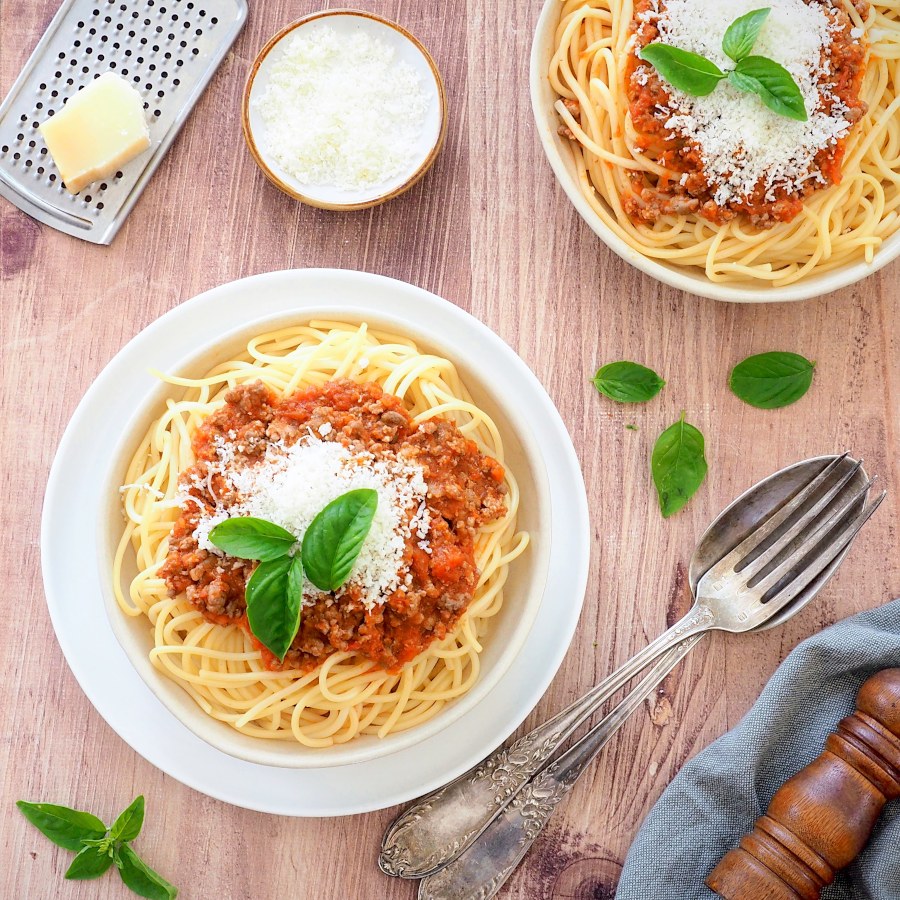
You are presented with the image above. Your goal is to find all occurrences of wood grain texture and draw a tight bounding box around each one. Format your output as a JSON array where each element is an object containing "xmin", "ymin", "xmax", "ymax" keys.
[{"xmin": 1, "ymin": 1, "xmax": 898, "ymax": 898}]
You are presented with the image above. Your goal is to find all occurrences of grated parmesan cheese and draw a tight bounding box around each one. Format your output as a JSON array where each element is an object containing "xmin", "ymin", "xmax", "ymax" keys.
[
  {"xmin": 634, "ymin": 0, "xmax": 856, "ymax": 206},
  {"xmin": 186, "ymin": 435, "xmax": 431, "ymax": 611},
  {"xmin": 255, "ymin": 24, "xmax": 429, "ymax": 190}
]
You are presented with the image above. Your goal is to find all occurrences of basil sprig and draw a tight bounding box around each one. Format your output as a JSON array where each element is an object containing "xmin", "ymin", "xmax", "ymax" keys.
[
  {"xmin": 729, "ymin": 351, "xmax": 816, "ymax": 408},
  {"xmin": 17, "ymin": 796, "xmax": 176, "ymax": 898},
  {"xmin": 208, "ymin": 516, "xmax": 296, "ymax": 561},
  {"xmin": 246, "ymin": 556, "xmax": 304, "ymax": 660},
  {"xmin": 209, "ymin": 489, "xmax": 378, "ymax": 659},
  {"xmin": 651, "ymin": 413, "xmax": 709, "ymax": 518},
  {"xmin": 302, "ymin": 489, "xmax": 379, "ymax": 592},
  {"xmin": 639, "ymin": 44, "xmax": 725, "ymax": 97},
  {"xmin": 592, "ymin": 361, "xmax": 666, "ymax": 403},
  {"xmin": 640, "ymin": 8, "xmax": 807, "ymax": 121},
  {"xmin": 727, "ymin": 57, "xmax": 806, "ymax": 121},
  {"xmin": 722, "ymin": 7, "xmax": 771, "ymax": 63}
]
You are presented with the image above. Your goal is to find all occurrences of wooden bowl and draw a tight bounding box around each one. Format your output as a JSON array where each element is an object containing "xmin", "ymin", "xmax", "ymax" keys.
[{"xmin": 242, "ymin": 10, "xmax": 447, "ymax": 211}]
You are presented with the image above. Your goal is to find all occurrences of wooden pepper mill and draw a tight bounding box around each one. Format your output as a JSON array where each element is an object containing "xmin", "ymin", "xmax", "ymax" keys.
[{"xmin": 706, "ymin": 668, "xmax": 900, "ymax": 900}]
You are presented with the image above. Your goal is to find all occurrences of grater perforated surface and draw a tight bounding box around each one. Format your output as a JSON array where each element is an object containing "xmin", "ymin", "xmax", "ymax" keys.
[{"xmin": 0, "ymin": 0, "xmax": 247, "ymax": 244}]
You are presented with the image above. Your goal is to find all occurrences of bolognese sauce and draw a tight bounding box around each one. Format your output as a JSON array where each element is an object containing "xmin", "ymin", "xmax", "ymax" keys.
[
  {"xmin": 616, "ymin": 0, "xmax": 869, "ymax": 226},
  {"xmin": 160, "ymin": 380, "xmax": 507, "ymax": 674}
]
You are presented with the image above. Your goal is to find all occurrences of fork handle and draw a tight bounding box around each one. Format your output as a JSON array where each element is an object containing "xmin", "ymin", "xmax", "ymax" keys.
[
  {"xmin": 418, "ymin": 638, "xmax": 701, "ymax": 900},
  {"xmin": 379, "ymin": 606, "xmax": 714, "ymax": 879}
]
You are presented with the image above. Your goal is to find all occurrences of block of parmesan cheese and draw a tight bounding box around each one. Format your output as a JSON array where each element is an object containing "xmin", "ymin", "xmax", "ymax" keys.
[{"xmin": 39, "ymin": 72, "xmax": 151, "ymax": 194}]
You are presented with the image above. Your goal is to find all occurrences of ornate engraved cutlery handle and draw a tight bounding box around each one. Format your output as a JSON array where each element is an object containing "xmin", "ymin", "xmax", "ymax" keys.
[
  {"xmin": 379, "ymin": 614, "xmax": 712, "ymax": 879},
  {"xmin": 418, "ymin": 639, "xmax": 699, "ymax": 900}
]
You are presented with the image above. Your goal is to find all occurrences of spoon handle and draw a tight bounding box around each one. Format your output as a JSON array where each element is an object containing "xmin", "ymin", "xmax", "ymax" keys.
[
  {"xmin": 379, "ymin": 606, "xmax": 714, "ymax": 879},
  {"xmin": 418, "ymin": 637, "xmax": 701, "ymax": 900}
]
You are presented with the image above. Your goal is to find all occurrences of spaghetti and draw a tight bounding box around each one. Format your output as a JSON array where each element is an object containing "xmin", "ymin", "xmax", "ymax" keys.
[
  {"xmin": 549, "ymin": 0, "xmax": 900, "ymax": 285},
  {"xmin": 114, "ymin": 321, "xmax": 528, "ymax": 748}
]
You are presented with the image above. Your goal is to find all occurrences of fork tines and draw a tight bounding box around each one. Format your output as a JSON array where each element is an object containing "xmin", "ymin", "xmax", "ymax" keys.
[{"xmin": 723, "ymin": 454, "xmax": 884, "ymax": 613}]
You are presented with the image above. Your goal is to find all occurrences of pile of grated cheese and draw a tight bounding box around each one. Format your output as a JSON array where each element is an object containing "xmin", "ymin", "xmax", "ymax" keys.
[
  {"xmin": 255, "ymin": 23, "xmax": 429, "ymax": 190},
  {"xmin": 633, "ymin": 0, "xmax": 856, "ymax": 206},
  {"xmin": 187, "ymin": 434, "xmax": 431, "ymax": 611}
]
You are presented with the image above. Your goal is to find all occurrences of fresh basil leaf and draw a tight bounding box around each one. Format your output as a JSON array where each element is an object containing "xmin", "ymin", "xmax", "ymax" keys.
[
  {"xmin": 592, "ymin": 361, "xmax": 665, "ymax": 403},
  {"xmin": 726, "ymin": 69, "xmax": 760, "ymax": 94},
  {"xmin": 208, "ymin": 516, "xmax": 296, "ymax": 561},
  {"xmin": 722, "ymin": 8, "xmax": 770, "ymax": 62},
  {"xmin": 16, "ymin": 801, "xmax": 107, "ymax": 851},
  {"xmin": 245, "ymin": 556, "xmax": 302, "ymax": 660},
  {"xmin": 639, "ymin": 44, "xmax": 726, "ymax": 96},
  {"xmin": 66, "ymin": 845, "xmax": 115, "ymax": 880},
  {"xmin": 109, "ymin": 795, "xmax": 144, "ymax": 844},
  {"xmin": 731, "ymin": 56, "xmax": 807, "ymax": 120},
  {"xmin": 651, "ymin": 414, "xmax": 708, "ymax": 518},
  {"xmin": 729, "ymin": 351, "xmax": 816, "ymax": 408},
  {"xmin": 302, "ymin": 489, "xmax": 378, "ymax": 592},
  {"xmin": 115, "ymin": 844, "xmax": 178, "ymax": 900}
]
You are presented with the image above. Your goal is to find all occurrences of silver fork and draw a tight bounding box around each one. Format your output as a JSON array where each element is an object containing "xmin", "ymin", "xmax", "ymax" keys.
[
  {"xmin": 413, "ymin": 462, "xmax": 884, "ymax": 899},
  {"xmin": 381, "ymin": 454, "xmax": 885, "ymax": 886}
]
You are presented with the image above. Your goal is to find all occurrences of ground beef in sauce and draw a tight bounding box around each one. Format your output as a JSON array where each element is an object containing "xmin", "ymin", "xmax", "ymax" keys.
[
  {"xmin": 158, "ymin": 380, "xmax": 507, "ymax": 673},
  {"xmin": 561, "ymin": 0, "xmax": 869, "ymax": 226}
]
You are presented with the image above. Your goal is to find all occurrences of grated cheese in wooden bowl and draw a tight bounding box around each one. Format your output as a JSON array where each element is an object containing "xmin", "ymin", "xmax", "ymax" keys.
[{"xmin": 254, "ymin": 23, "xmax": 430, "ymax": 192}]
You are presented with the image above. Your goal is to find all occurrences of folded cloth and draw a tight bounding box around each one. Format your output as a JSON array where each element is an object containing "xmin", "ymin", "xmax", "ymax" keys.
[{"xmin": 616, "ymin": 599, "xmax": 900, "ymax": 900}]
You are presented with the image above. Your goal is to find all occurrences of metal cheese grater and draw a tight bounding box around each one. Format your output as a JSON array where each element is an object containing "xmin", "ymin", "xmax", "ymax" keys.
[{"xmin": 0, "ymin": 0, "xmax": 248, "ymax": 244}]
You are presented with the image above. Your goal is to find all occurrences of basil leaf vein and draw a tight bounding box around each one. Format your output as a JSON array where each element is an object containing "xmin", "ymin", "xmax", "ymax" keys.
[
  {"xmin": 208, "ymin": 516, "xmax": 296, "ymax": 561},
  {"xmin": 115, "ymin": 844, "xmax": 178, "ymax": 900},
  {"xmin": 722, "ymin": 7, "xmax": 771, "ymax": 62},
  {"xmin": 302, "ymin": 489, "xmax": 379, "ymax": 592},
  {"xmin": 16, "ymin": 801, "xmax": 107, "ymax": 851},
  {"xmin": 109, "ymin": 795, "xmax": 144, "ymax": 844},
  {"xmin": 731, "ymin": 56, "xmax": 807, "ymax": 121},
  {"xmin": 65, "ymin": 845, "xmax": 115, "ymax": 880},
  {"xmin": 639, "ymin": 44, "xmax": 726, "ymax": 96},
  {"xmin": 729, "ymin": 351, "xmax": 816, "ymax": 408},
  {"xmin": 651, "ymin": 413, "xmax": 708, "ymax": 518},
  {"xmin": 245, "ymin": 556, "xmax": 303, "ymax": 661},
  {"xmin": 592, "ymin": 361, "xmax": 665, "ymax": 403}
]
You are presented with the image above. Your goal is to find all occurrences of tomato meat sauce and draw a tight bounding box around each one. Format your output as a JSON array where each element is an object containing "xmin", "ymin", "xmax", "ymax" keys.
[
  {"xmin": 160, "ymin": 380, "xmax": 507, "ymax": 673},
  {"xmin": 619, "ymin": 0, "xmax": 869, "ymax": 227}
]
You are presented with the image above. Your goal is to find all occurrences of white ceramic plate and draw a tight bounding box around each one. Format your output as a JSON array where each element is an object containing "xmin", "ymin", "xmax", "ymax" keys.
[
  {"xmin": 243, "ymin": 11, "xmax": 447, "ymax": 210},
  {"xmin": 530, "ymin": 0, "xmax": 900, "ymax": 303},
  {"xmin": 41, "ymin": 269, "xmax": 590, "ymax": 815}
]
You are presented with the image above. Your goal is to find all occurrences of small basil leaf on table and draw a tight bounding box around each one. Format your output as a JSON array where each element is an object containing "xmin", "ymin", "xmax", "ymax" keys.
[
  {"xmin": 65, "ymin": 845, "xmax": 115, "ymax": 880},
  {"xmin": 639, "ymin": 44, "xmax": 726, "ymax": 96},
  {"xmin": 109, "ymin": 795, "xmax": 144, "ymax": 843},
  {"xmin": 731, "ymin": 56, "xmax": 807, "ymax": 120},
  {"xmin": 16, "ymin": 801, "xmax": 107, "ymax": 851},
  {"xmin": 208, "ymin": 516, "xmax": 296, "ymax": 561},
  {"xmin": 302, "ymin": 489, "xmax": 379, "ymax": 592},
  {"xmin": 729, "ymin": 351, "xmax": 816, "ymax": 408},
  {"xmin": 592, "ymin": 361, "xmax": 665, "ymax": 403},
  {"xmin": 115, "ymin": 844, "xmax": 178, "ymax": 900},
  {"xmin": 245, "ymin": 556, "xmax": 303, "ymax": 660},
  {"xmin": 722, "ymin": 7, "xmax": 771, "ymax": 62},
  {"xmin": 651, "ymin": 413, "xmax": 708, "ymax": 518}
]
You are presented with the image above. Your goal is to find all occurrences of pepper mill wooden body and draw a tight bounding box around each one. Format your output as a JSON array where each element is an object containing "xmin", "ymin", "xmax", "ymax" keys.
[{"xmin": 706, "ymin": 668, "xmax": 900, "ymax": 900}]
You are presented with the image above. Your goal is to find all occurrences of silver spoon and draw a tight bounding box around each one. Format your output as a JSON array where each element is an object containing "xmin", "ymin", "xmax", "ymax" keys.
[
  {"xmin": 380, "ymin": 454, "xmax": 883, "ymax": 888},
  {"xmin": 413, "ymin": 454, "xmax": 884, "ymax": 899}
]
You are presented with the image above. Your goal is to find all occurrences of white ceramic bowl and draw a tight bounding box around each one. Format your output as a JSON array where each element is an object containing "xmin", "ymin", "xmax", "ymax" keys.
[
  {"xmin": 243, "ymin": 10, "xmax": 447, "ymax": 210},
  {"xmin": 42, "ymin": 270, "xmax": 590, "ymax": 812},
  {"xmin": 529, "ymin": 0, "xmax": 900, "ymax": 303},
  {"xmin": 97, "ymin": 285, "xmax": 559, "ymax": 768}
]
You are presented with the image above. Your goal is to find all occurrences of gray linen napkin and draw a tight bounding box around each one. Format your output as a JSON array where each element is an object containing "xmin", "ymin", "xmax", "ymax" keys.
[{"xmin": 616, "ymin": 599, "xmax": 900, "ymax": 900}]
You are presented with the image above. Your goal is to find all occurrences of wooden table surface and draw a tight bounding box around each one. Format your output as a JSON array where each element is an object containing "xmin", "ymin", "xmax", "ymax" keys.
[{"xmin": 2, "ymin": 2, "xmax": 898, "ymax": 898}]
